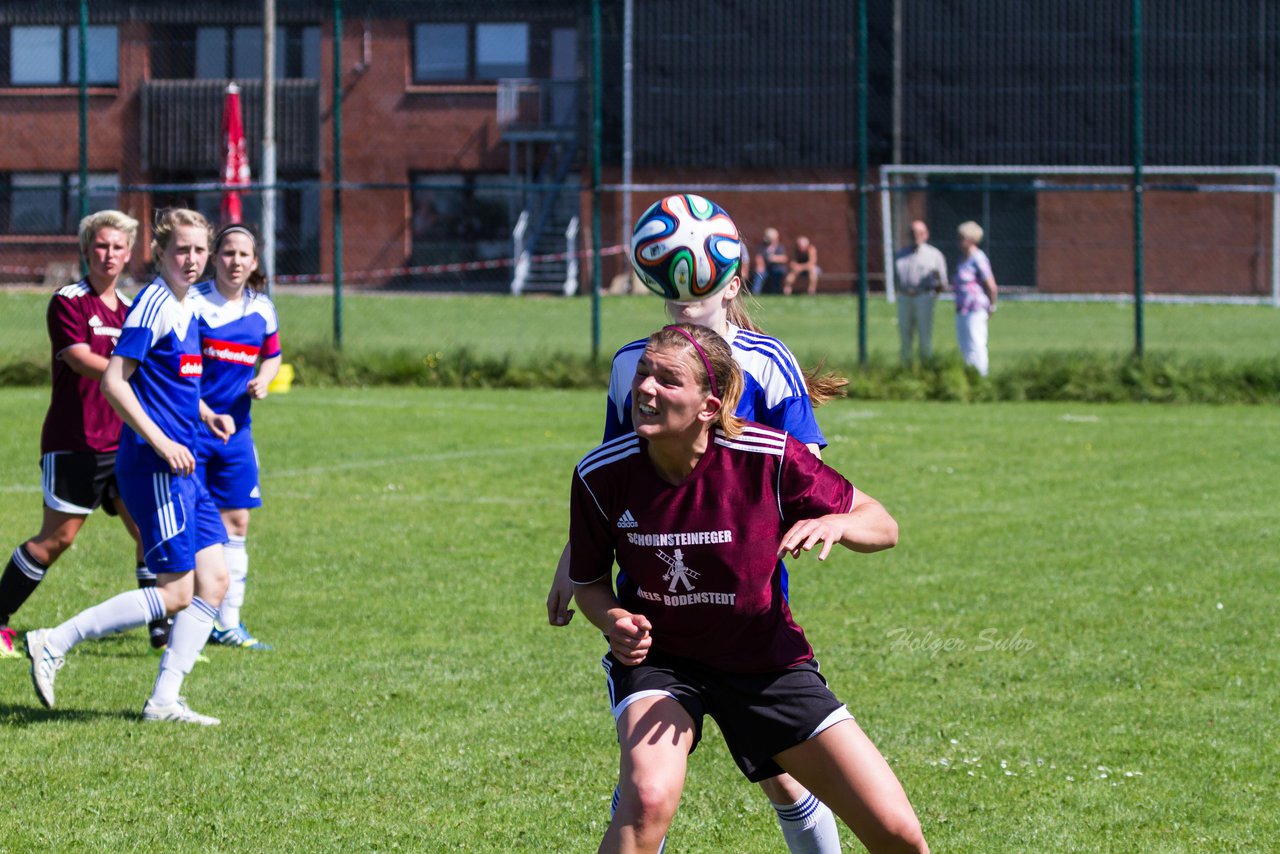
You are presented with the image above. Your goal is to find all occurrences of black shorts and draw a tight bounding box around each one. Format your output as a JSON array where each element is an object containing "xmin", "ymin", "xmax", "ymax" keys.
[
  {"xmin": 602, "ymin": 650, "xmax": 852, "ymax": 783},
  {"xmin": 41, "ymin": 451, "xmax": 121, "ymax": 516}
]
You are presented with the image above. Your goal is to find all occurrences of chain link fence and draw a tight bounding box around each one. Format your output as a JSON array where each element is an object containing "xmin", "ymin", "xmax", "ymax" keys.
[{"xmin": 1, "ymin": 0, "xmax": 1276, "ymax": 311}]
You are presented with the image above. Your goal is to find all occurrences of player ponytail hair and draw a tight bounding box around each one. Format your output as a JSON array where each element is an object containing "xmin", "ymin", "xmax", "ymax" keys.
[
  {"xmin": 723, "ymin": 280, "xmax": 849, "ymax": 408},
  {"xmin": 152, "ymin": 207, "xmax": 212, "ymax": 257},
  {"xmin": 650, "ymin": 323, "xmax": 745, "ymax": 440},
  {"xmin": 213, "ymin": 223, "xmax": 268, "ymax": 293}
]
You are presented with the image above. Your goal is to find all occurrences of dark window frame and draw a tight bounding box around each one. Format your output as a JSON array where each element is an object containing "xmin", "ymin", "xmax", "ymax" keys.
[
  {"xmin": 1, "ymin": 24, "xmax": 119, "ymax": 87},
  {"xmin": 0, "ymin": 171, "xmax": 118, "ymax": 235},
  {"xmin": 187, "ymin": 24, "xmax": 321, "ymax": 80},
  {"xmin": 409, "ymin": 171, "xmax": 515, "ymax": 267},
  {"xmin": 411, "ymin": 21, "xmax": 530, "ymax": 84}
]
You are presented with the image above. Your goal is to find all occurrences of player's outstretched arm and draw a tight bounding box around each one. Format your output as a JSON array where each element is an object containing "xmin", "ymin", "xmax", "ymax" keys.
[
  {"xmin": 546, "ymin": 541, "xmax": 576, "ymax": 627},
  {"xmin": 101, "ymin": 355, "xmax": 195, "ymax": 476},
  {"xmin": 778, "ymin": 492, "xmax": 899, "ymax": 561}
]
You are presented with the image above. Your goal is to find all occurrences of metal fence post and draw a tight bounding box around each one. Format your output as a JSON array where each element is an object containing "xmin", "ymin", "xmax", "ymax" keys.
[
  {"xmin": 857, "ymin": 0, "xmax": 869, "ymax": 365},
  {"xmin": 78, "ymin": 0, "xmax": 89, "ymax": 277},
  {"xmin": 590, "ymin": 0, "xmax": 603, "ymax": 361},
  {"xmin": 332, "ymin": 0, "xmax": 344, "ymax": 349},
  {"xmin": 1132, "ymin": 0, "xmax": 1145, "ymax": 359}
]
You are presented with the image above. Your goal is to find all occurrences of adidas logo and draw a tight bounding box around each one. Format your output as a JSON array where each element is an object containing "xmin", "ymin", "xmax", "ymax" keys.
[
  {"xmin": 249, "ymin": 486, "xmax": 261, "ymax": 499},
  {"xmin": 617, "ymin": 509, "xmax": 638, "ymax": 529}
]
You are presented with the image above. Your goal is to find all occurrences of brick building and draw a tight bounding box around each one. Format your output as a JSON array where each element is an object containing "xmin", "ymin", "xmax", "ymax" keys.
[{"xmin": 0, "ymin": 1, "xmax": 1276, "ymax": 295}]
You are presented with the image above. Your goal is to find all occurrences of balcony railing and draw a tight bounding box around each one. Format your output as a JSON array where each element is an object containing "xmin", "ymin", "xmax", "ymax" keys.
[{"xmin": 496, "ymin": 78, "xmax": 578, "ymax": 141}]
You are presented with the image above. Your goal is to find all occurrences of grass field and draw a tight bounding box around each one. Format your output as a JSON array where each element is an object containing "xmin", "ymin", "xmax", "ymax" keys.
[
  {"xmin": 0, "ymin": 386, "xmax": 1275, "ymax": 850},
  {"xmin": 2, "ymin": 289, "xmax": 1278, "ymax": 371}
]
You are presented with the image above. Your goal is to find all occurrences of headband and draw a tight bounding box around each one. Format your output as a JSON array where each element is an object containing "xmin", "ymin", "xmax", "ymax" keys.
[
  {"xmin": 216, "ymin": 225, "xmax": 257, "ymax": 251},
  {"xmin": 663, "ymin": 325, "xmax": 719, "ymax": 399}
]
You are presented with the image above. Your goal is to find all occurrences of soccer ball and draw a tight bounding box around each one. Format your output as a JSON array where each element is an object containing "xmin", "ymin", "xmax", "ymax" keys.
[{"xmin": 630, "ymin": 194, "xmax": 741, "ymax": 301}]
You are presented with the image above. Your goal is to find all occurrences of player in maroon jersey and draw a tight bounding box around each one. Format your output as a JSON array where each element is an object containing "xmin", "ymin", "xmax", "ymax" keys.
[
  {"xmin": 568, "ymin": 324, "xmax": 928, "ymax": 854},
  {"xmin": 0, "ymin": 211, "xmax": 170, "ymax": 656}
]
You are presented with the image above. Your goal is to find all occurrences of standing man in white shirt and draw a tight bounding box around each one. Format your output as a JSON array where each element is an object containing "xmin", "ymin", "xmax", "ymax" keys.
[{"xmin": 893, "ymin": 220, "xmax": 948, "ymax": 364}]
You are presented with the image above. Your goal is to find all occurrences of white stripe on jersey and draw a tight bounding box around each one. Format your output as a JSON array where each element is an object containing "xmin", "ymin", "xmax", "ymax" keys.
[
  {"xmin": 576, "ymin": 434, "xmax": 641, "ymax": 522},
  {"xmin": 57, "ymin": 281, "xmax": 91, "ymax": 299},
  {"xmin": 193, "ymin": 279, "xmax": 281, "ymax": 333},
  {"xmin": 729, "ymin": 326, "xmax": 810, "ymax": 406},
  {"xmin": 578, "ymin": 434, "xmax": 640, "ymax": 478},
  {"xmin": 128, "ymin": 282, "xmax": 171, "ymax": 344},
  {"xmin": 713, "ymin": 424, "xmax": 788, "ymax": 456},
  {"xmin": 575, "ymin": 470, "xmax": 609, "ymax": 522}
]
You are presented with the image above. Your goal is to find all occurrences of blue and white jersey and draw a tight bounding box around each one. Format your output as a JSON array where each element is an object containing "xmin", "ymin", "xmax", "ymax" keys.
[
  {"xmin": 112, "ymin": 278, "xmax": 203, "ymax": 473},
  {"xmin": 190, "ymin": 281, "xmax": 281, "ymax": 429},
  {"xmin": 603, "ymin": 324, "xmax": 826, "ymax": 447}
]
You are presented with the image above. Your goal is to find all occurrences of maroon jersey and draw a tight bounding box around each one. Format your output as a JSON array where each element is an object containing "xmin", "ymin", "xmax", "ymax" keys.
[
  {"xmin": 41, "ymin": 281, "xmax": 130, "ymax": 454},
  {"xmin": 569, "ymin": 423, "xmax": 856, "ymax": 673}
]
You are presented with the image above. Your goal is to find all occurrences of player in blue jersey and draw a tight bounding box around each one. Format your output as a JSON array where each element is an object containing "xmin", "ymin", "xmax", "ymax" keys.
[
  {"xmin": 192, "ymin": 224, "xmax": 281, "ymax": 650},
  {"xmin": 546, "ymin": 207, "xmax": 849, "ymax": 853},
  {"xmin": 25, "ymin": 208, "xmax": 231, "ymax": 725}
]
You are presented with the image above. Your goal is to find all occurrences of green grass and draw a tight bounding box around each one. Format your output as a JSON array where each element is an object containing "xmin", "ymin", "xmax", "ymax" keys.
[
  {"xmin": 3, "ymin": 289, "xmax": 1278, "ymax": 367},
  {"xmin": 0, "ymin": 387, "xmax": 1275, "ymax": 850},
  {"xmin": 6, "ymin": 290, "xmax": 1278, "ymax": 401}
]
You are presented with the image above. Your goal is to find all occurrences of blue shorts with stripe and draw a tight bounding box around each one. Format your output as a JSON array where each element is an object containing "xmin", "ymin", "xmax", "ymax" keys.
[
  {"xmin": 196, "ymin": 427, "xmax": 262, "ymax": 509},
  {"xmin": 116, "ymin": 469, "xmax": 227, "ymax": 574}
]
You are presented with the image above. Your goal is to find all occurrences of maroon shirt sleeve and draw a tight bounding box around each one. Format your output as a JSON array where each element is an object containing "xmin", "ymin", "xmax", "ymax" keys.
[
  {"xmin": 777, "ymin": 435, "xmax": 856, "ymax": 522},
  {"xmin": 568, "ymin": 469, "xmax": 616, "ymax": 585},
  {"xmin": 47, "ymin": 293, "xmax": 88, "ymax": 358}
]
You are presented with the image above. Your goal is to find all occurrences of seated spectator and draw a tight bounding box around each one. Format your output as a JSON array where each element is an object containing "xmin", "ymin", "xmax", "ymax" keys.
[
  {"xmin": 784, "ymin": 235, "xmax": 820, "ymax": 295},
  {"xmin": 756, "ymin": 228, "xmax": 788, "ymax": 295}
]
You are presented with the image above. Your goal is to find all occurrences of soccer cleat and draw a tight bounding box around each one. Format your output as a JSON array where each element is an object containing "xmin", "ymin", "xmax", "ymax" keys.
[
  {"xmin": 141, "ymin": 697, "xmax": 220, "ymax": 726},
  {"xmin": 25, "ymin": 628, "xmax": 64, "ymax": 709},
  {"xmin": 210, "ymin": 622, "xmax": 272, "ymax": 650},
  {"xmin": 148, "ymin": 617, "xmax": 173, "ymax": 650},
  {"xmin": 0, "ymin": 626, "xmax": 20, "ymax": 659}
]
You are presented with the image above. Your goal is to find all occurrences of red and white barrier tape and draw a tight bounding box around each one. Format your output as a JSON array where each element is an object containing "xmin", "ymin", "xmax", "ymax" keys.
[
  {"xmin": 275, "ymin": 244, "xmax": 627, "ymax": 285},
  {"xmin": 3, "ymin": 245, "xmax": 628, "ymax": 286}
]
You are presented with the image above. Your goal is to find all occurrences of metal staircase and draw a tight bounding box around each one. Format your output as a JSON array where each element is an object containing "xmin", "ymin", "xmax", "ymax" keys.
[{"xmin": 497, "ymin": 78, "xmax": 582, "ymax": 295}]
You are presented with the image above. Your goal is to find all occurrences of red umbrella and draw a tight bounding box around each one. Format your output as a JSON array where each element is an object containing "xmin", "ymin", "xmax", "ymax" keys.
[{"xmin": 220, "ymin": 82, "xmax": 250, "ymax": 225}]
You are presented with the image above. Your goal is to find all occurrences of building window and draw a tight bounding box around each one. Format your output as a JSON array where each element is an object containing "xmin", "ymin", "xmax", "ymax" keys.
[
  {"xmin": 191, "ymin": 25, "xmax": 320, "ymax": 79},
  {"xmin": 412, "ymin": 22, "xmax": 529, "ymax": 83},
  {"xmin": 410, "ymin": 173, "xmax": 513, "ymax": 267},
  {"xmin": 1, "ymin": 172, "xmax": 117, "ymax": 235},
  {"xmin": 5, "ymin": 25, "xmax": 118, "ymax": 86}
]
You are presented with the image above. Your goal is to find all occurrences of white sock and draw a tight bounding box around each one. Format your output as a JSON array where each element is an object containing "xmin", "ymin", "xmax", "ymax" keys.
[
  {"xmin": 151, "ymin": 597, "xmax": 217, "ymax": 706},
  {"xmin": 773, "ymin": 792, "xmax": 842, "ymax": 854},
  {"xmin": 218, "ymin": 535, "xmax": 248, "ymax": 628},
  {"xmin": 47, "ymin": 588, "xmax": 166, "ymax": 655}
]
